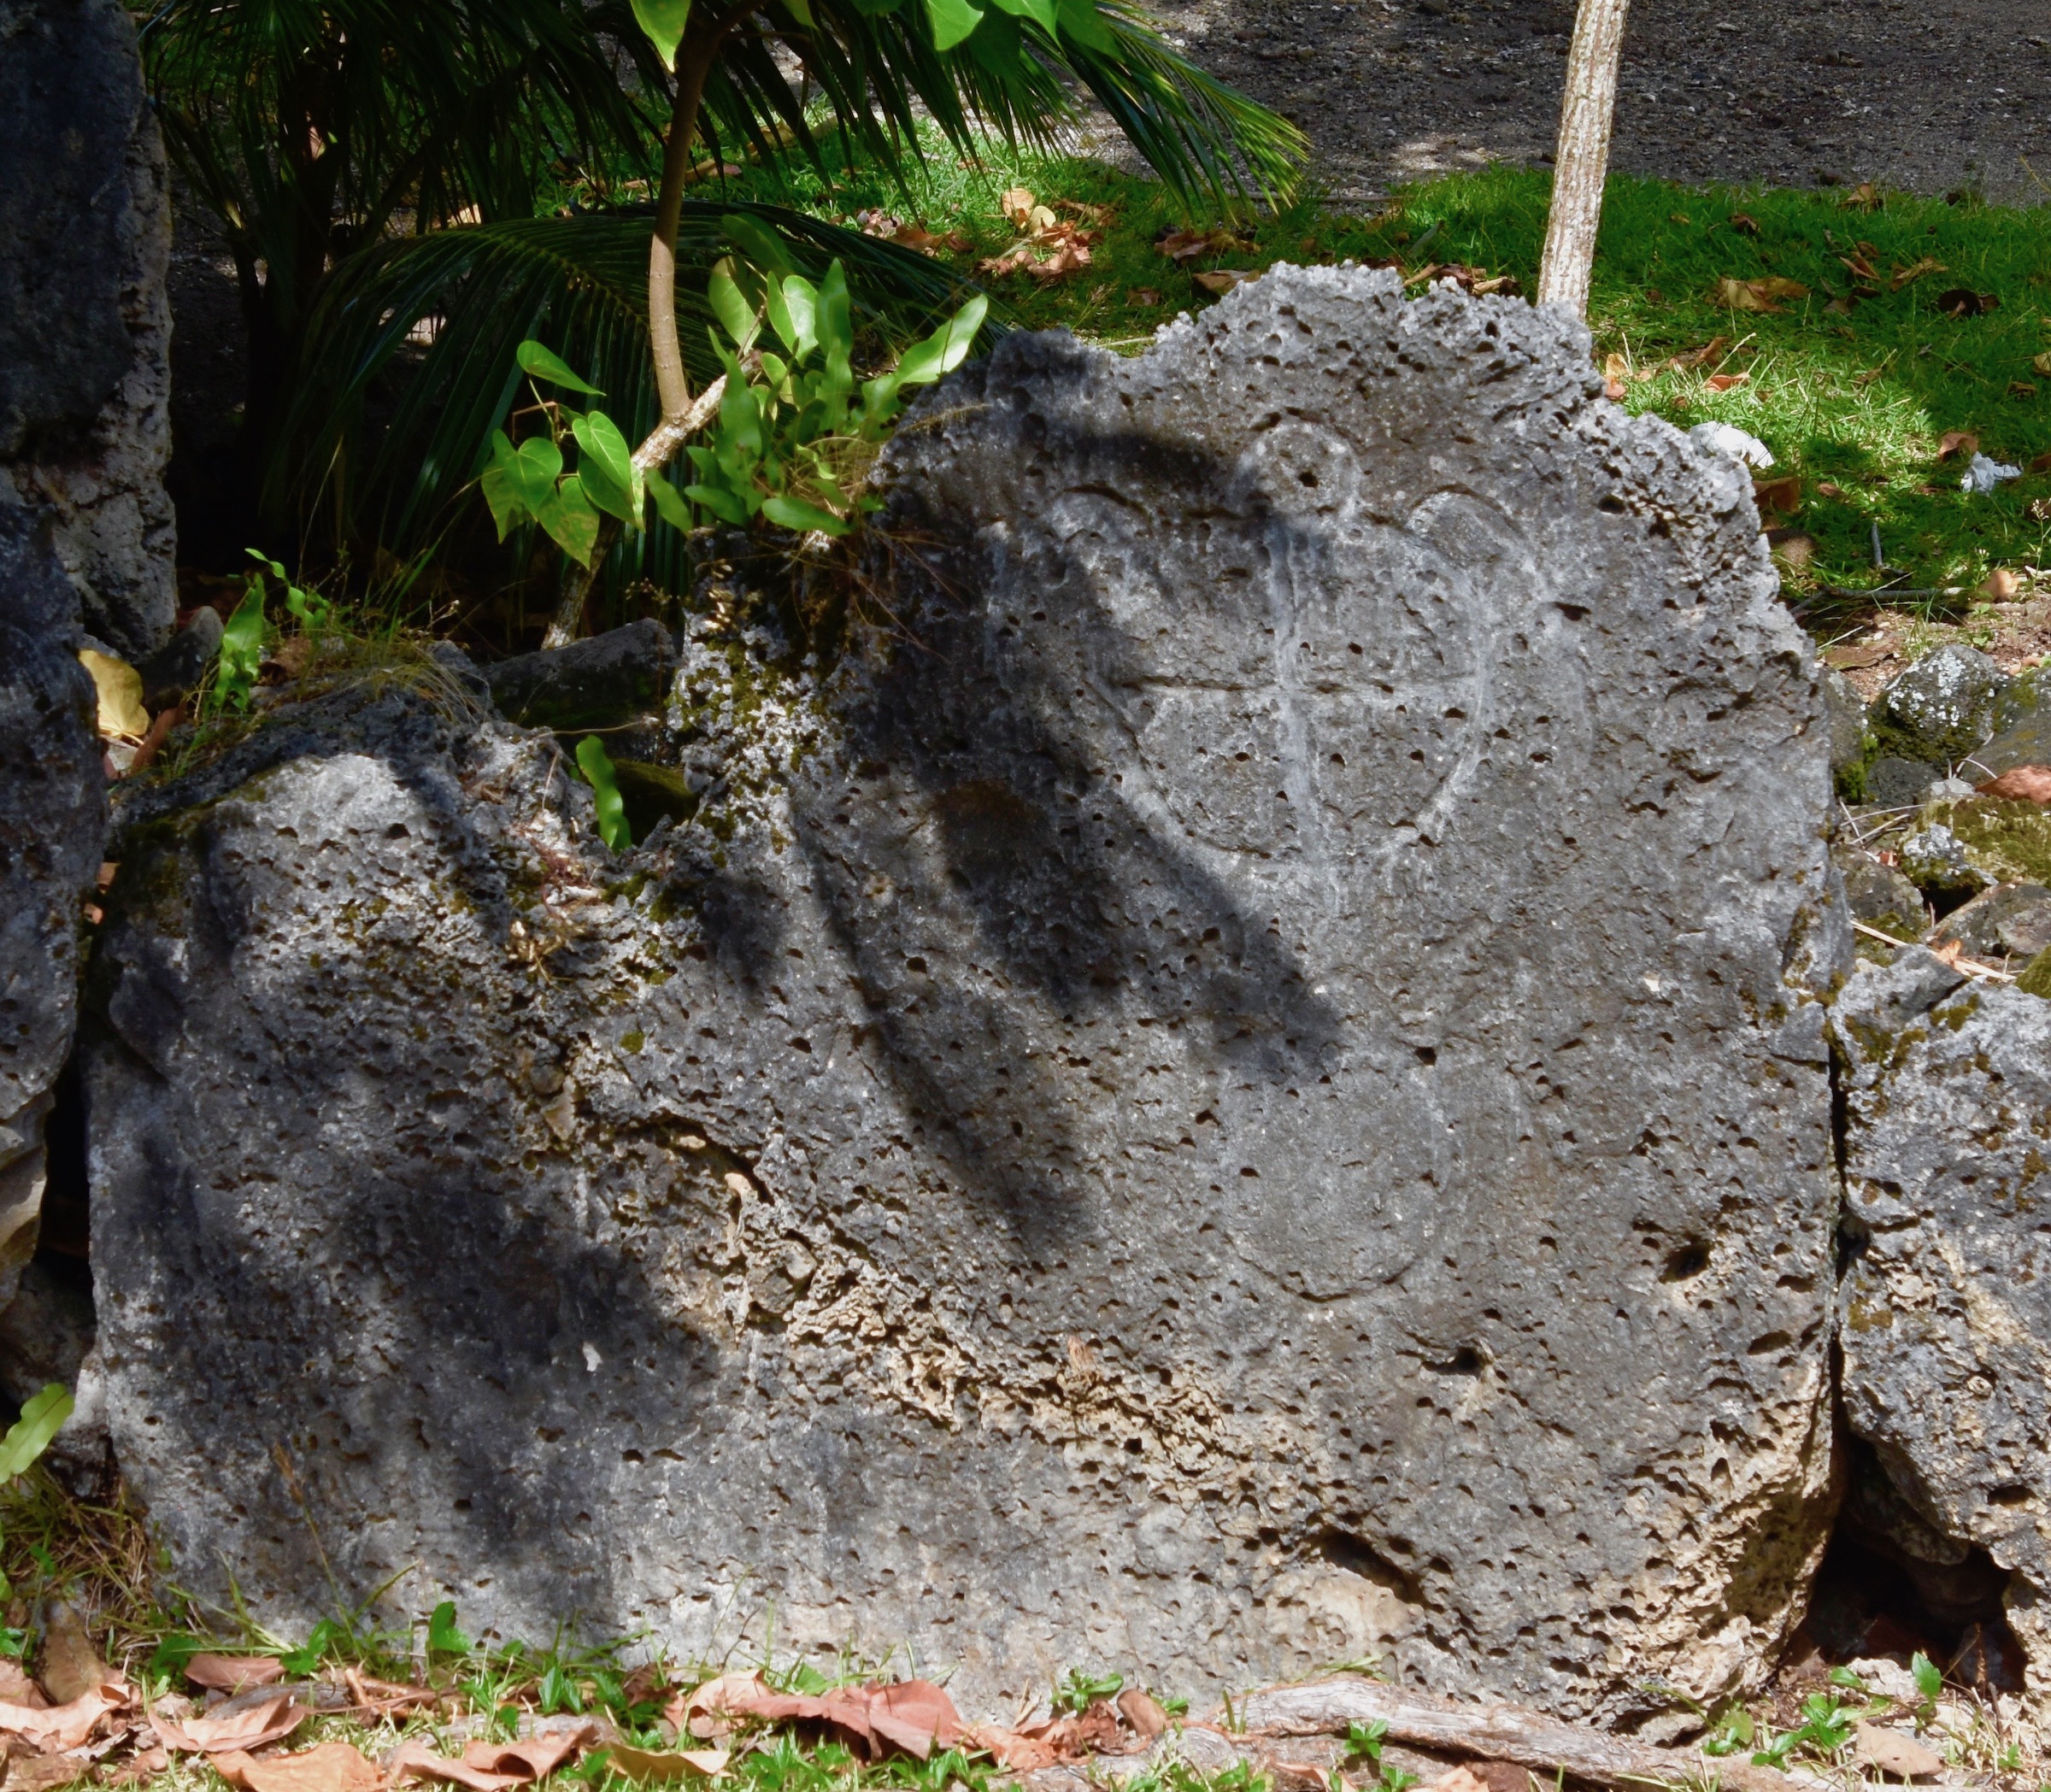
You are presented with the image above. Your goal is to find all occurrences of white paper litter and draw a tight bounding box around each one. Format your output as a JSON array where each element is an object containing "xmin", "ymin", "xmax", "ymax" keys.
[
  {"xmin": 1960, "ymin": 452, "xmax": 2023, "ymax": 495},
  {"xmin": 1689, "ymin": 420, "xmax": 1776, "ymax": 468}
]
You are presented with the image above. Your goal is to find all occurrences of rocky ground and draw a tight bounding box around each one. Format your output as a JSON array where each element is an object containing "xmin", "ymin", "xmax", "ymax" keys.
[{"xmin": 1116, "ymin": 0, "xmax": 2051, "ymax": 207}]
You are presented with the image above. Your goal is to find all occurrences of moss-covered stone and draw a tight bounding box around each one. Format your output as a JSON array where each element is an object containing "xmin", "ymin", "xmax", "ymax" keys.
[{"xmin": 2020, "ymin": 947, "xmax": 2051, "ymax": 1000}]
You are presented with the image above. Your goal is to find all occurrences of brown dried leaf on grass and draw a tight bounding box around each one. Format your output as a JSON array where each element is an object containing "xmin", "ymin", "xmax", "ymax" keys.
[
  {"xmin": 99, "ymin": 1743, "xmax": 170, "ymax": 1787},
  {"xmin": 1938, "ymin": 430, "xmax": 1980, "ymax": 461},
  {"xmin": 978, "ymin": 239, "xmax": 1092, "ymax": 282},
  {"xmin": 215, "ymin": 1742, "xmax": 385, "ymax": 1792},
  {"xmin": 389, "ymin": 1724, "xmax": 602, "ymax": 1791},
  {"xmin": 964, "ymin": 1701, "xmax": 1125, "ymax": 1771},
  {"xmin": 1715, "ymin": 276, "xmax": 1810, "ymax": 313},
  {"xmin": 5, "ymin": 1753, "xmax": 96, "ymax": 1792},
  {"xmin": 342, "ymin": 1667, "xmax": 438, "ymax": 1713},
  {"xmin": 1978, "ymin": 767, "xmax": 2051, "ymax": 803},
  {"xmin": 185, "ymin": 1656, "xmax": 287, "ymax": 1695},
  {"xmin": 1194, "ymin": 269, "xmax": 1258, "ymax": 293},
  {"xmin": 0, "ymin": 1663, "xmax": 47, "ymax": 1709},
  {"xmin": 1705, "ymin": 372, "xmax": 1749, "ymax": 392},
  {"xmin": 1889, "ymin": 256, "xmax": 1945, "ymax": 291},
  {"xmin": 153, "ymin": 1690, "xmax": 310, "ymax": 1755},
  {"xmin": 1155, "ymin": 226, "xmax": 1252, "ymax": 264},
  {"xmin": 1754, "ymin": 474, "xmax": 1803, "ymax": 514},
  {"xmin": 0, "ymin": 1683, "xmax": 132, "ymax": 1754},
  {"xmin": 678, "ymin": 1676, "xmax": 964, "ymax": 1761},
  {"xmin": 605, "ymin": 1744, "xmax": 732, "ymax": 1783}
]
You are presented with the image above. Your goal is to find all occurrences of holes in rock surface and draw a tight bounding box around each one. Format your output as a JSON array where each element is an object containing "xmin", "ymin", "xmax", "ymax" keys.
[
  {"xmin": 1660, "ymin": 1240, "xmax": 1712, "ymax": 1283},
  {"xmin": 1798, "ymin": 1432, "xmax": 2026, "ymax": 1691},
  {"xmin": 1316, "ymin": 1529, "xmax": 1425, "ymax": 1606},
  {"xmin": 1427, "ymin": 1345, "xmax": 1485, "ymax": 1376}
]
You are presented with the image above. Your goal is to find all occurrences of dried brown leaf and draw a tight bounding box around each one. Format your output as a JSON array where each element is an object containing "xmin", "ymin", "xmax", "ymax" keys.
[
  {"xmin": 1705, "ymin": 372, "xmax": 1749, "ymax": 391},
  {"xmin": 1937, "ymin": 430, "xmax": 1980, "ymax": 461},
  {"xmin": 1754, "ymin": 474, "xmax": 1803, "ymax": 514},
  {"xmin": 391, "ymin": 1741, "xmax": 526, "ymax": 1792},
  {"xmin": 1978, "ymin": 766, "xmax": 2051, "ymax": 803},
  {"xmin": 214, "ymin": 1742, "xmax": 385, "ymax": 1792},
  {"xmin": 4, "ymin": 1754, "xmax": 93, "ymax": 1792},
  {"xmin": 1716, "ymin": 275, "xmax": 1809, "ymax": 313},
  {"xmin": 606, "ymin": 1746, "xmax": 729, "ymax": 1784},
  {"xmin": 153, "ymin": 1691, "xmax": 309, "ymax": 1756},
  {"xmin": 1727, "ymin": 211, "xmax": 1760, "ymax": 235},
  {"xmin": 0, "ymin": 1666, "xmax": 46, "ymax": 1711},
  {"xmin": 1193, "ymin": 269, "xmax": 1257, "ymax": 294},
  {"xmin": 0, "ymin": 1684, "xmax": 131, "ymax": 1754},
  {"xmin": 1889, "ymin": 256, "xmax": 1945, "ymax": 290},
  {"xmin": 461, "ymin": 1724, "xmax": 596, "ymax": 1783},
  {"xmin": 1127, "ymin": 287, "xmax": 1161, "ymax": 307},
  {"xmin": 185, "ymin": 1658, "xmax": 285, "ymax": 1695},
  {"xmin": 1114, "ymin": 1689, "xmax": 1170, "ymax": 1740},
  {"xmin": 1840, "ymin": 180, "xmax": 1884, "ymax": 211}
]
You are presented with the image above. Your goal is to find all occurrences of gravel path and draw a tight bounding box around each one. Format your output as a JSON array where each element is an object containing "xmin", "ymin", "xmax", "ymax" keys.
[{"xmin": 1144, "ymin": 0, "xmax": 2051, "ymax": 207}]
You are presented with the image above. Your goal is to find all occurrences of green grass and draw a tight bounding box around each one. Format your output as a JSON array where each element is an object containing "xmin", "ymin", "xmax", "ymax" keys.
[{"xmin": 694, "ymin": 138, "xmax": 2051, "ymax": 620}]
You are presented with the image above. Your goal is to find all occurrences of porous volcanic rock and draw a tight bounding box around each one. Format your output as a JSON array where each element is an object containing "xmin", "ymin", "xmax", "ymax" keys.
[
  {"xmin": 0, "ymin": 509, "xmax": 106, "ymax": 1307},
  {"xmin": 1833, "ymin": 949, "xmax": 2051, "ymax": 1699},
  {"xmin": 88, "ymin": 270, "xmax": 1845, "ymax": 1720},
  {"xmin": 0, "ymin": 0, "xmax": 174, "ymax": 659}
]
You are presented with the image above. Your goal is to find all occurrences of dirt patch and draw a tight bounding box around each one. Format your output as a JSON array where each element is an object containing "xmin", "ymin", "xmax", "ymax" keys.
[{"xmin": 1132, "ymin": 0, "xmax": 2051, "ymax": 207}]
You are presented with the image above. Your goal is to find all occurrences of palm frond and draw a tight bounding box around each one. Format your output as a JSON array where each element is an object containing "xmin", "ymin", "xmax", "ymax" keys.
[{"xmin": 283, "ymin": 203, "xmax": 1000, "ymax": 590}]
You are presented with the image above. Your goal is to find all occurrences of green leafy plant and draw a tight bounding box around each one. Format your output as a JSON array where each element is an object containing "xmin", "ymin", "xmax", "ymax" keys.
[
  {"xmin": 428, "ymin": 1600, "xmax": 473, "ymax": 1658},
  {"xmin": 682, "ymin": 238, "xmax": 988, "ymax": 537},
  {"xmin": 1052, "ymin": 1667, "xmax": 1124, "ymax": 1713},
  {"xmin": 1701, "ymin": 1708, "xmax": 1755, "ymax": 1758},
  {"xmin": 574, "ymin": 737, "xmax": 634, "ymax": 852},
  {"xmin": 0, "ymin": 1385, "xmax": 74, "ymax": 1601},
  {"xmin": 1748, "ymin": 1694, "xmax": 1855, "ymax": 1770},
  {"xmin": 213, "ymin": 582, "xmax": 267, "ymax": 714}
]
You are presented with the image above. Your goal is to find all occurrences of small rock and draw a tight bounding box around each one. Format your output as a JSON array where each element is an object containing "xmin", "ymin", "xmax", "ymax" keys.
[
  {"xmin": 1897, "ymin": 825, "xmax": 1993, "ymax": 901},
  {"xmin": 1871, "ymin": 645, "xmax": 2012, "ymax": 767},
  {"xmin": 1866, "ymin": 757, "xmax": 1944, "ymax": 808},
  {"xmin": 483, "ymin": 619, "xmax": 676, "ymax": 731},
  {"xmin": 1820, "ymin": 666, "xmax": 1870, "ymax": 782},
  {"xmin": 1975, "ymin": 666, "xmax": 2051, "ymax": 780},
  {"xmin": 1854, "ymin": 1724, "xmax": 1944, "ymax": 1778},
  {"xmin": 36, "ymin": 1601, "xmax": 108, "ymax": 1704},
  {"xmin": 1115, "ymin": 1689, "xmax": 1170, "ymax": 1739},
  {"xmin": 133, "ymin": 608, "xmax": 223, "ymax": 711},
  {"xmin": 1930, "ymin": 883, "xmax": 2051, "ymax": 961},
  {"xmin": 1834, "ymin": 847, "xmax": 1928, "ymax": 940},
  {"xmin": 1844, "ymin": 1657, "xmax": 1923, "ymax": 1704}
]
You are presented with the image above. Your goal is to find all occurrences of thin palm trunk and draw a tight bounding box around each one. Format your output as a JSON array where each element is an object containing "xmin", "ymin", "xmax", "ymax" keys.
[
  {"xmin": 1536, "ymin": 0, "xmax": 1630, "ymax": 320},
  {"xmin": 544, "ymin": 12, "xmax": 750, "ymax": 648}
]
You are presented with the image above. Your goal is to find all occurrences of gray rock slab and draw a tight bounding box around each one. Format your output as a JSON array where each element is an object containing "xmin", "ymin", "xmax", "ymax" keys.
[
  {"xmin": 1834, "ymin": 845, "xmax": 1927, "ymax": 943},
  {"xmin": 484, "ymin": 618, "xmax": 675, "ymax": 731},
  {"xmin": 1930, "ymin": 883, "xmax": 2051, "ymax": 962},
  {"xmin": 0, "ymin": 0, "xmax": 174, "ymax": 659},
  {"xmin": 1833, "ymin": 949, "xmax": 2051, "ymax": 1699},
  {"xmin": 0, "ymin": 508, "xmax": 106, "ymax": 1308},
  {"xmin": 1870, "ymin": 646, "xmax": 2011, "ymax": 771},
  {"xmin": 88, "ymin": 270, "xmax": 1844, "ymax": 1722}
]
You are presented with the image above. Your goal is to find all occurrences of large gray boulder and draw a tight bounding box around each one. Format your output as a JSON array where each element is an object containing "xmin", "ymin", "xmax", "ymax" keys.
[
  {"xmin": 1834, "ymin": 950, "xmax": 2051, "ymax": 1699},
  {"xmin": 88, "ymin": 270, "xmax": 1844, "ymax": 1721},
  {"xmin": 0, "ymin": 510, "xmax": 106, "ymax": 1308},
  {"xmin": 0, "ymin": 0, "xmax": 175, "ymax": 660}
]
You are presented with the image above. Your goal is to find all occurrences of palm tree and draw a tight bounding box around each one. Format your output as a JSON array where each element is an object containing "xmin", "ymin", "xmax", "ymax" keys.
[{"xmin": 144, "ymin": 0, "xmax": 1302, "ymax": 617}]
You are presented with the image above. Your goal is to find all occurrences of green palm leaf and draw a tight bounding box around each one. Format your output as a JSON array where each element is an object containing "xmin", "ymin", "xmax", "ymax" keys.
[{"xmin": 281, "ymin": 204, "xmax": 999, "ymax": 588}]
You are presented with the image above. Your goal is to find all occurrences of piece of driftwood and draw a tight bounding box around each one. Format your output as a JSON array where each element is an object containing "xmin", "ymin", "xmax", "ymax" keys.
[{"xmin": 1225, "ymin": 1678, "xmax": 1812, "ymax": 1792}]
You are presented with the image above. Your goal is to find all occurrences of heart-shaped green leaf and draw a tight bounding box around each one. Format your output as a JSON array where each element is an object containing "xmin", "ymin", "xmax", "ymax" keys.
[
  {"xmin": 536, "ymin": 475, "xmax": 601, "ymax": 565},
  {"xmin": 984, "ymin": 0, "xmax": 1055, "ymax": 37},
  {"xmin": 630, "ymin": 0, "xmax": 691, "ymax": 68},
  {"xmin": 516, "ymin": 340, "xmax": 602, "ymax": 395},
  {"xmin": 925, "ymin": 0, "xmax": 983, "ymax": 50},
  {"xmin": 572, "ymin": 411, "xmax": 636, "ymax": 508},
  {"xmin": 509, "ymin": 434, "xmax": 564, "ymax": 511}
]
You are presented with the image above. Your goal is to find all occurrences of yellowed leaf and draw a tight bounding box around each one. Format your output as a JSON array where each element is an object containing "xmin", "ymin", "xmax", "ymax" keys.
[
  {"xmin": 605, "ymin": 1747, "xmax": 731, "ymax": 1784},
  {"xmin": 78, "ymin": 650, "xmax": 148, "ymax": 742},
  {"xmin": 1715, "ymin": 276, "xmax": 1809, "ymax": 314}
]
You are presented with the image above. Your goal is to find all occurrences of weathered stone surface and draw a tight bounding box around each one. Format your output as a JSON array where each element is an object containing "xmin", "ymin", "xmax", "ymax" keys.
[
  {"xmin": 1833, "ymin": 949, "xmax": 2051, "ymax": 1699},
  {"xmin": 1834, "ymin": 846, "xmax": 1926, "ymax": 943},
  {"xmin": 0, "ymin": 508, "xmax": 106, "ymax": 1309},
  {"xmin": 485, "ymin": 619, "xmax": 675, "ymax": 731},
  {"xmin": 0, "ymin": 0, "xmax": 175, "ymax": 659},
  {"xmin": 1976, "ymin": 667, "xmax": 2051, "ymax": 782},
  {"xmin": 1929, "ymin": 882, "xmax": 2051, "ymax": 961},
  {"xmin": 88, "ymin": 272, "xmax": 1844, "ymax": 1720},
  {"xmin": 1820, "ymin": 665, "xmax": 1870, "ymax": 790},
  {"xmin": 1866, "ymin": 757, "xmax": 1943, "ymax": 808},
  {"xmin": 1896, "ymin": 825, "xmax": 1989, "ymax": 902},
  {"xmin": 1869, "ymin": 646, "xmax": 2010, "ymax": 770}
]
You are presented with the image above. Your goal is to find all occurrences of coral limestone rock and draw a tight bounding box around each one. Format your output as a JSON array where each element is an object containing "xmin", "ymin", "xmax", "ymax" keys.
[{"xmin": 89, "ymin": 271, "xmax": 1842, "ymax": 1720}]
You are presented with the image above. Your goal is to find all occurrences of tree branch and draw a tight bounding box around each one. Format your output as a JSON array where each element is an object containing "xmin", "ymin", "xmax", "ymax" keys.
[{"xmin": 1536, "ymin": 0, "xmax": 1630, "ymax": 320}]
